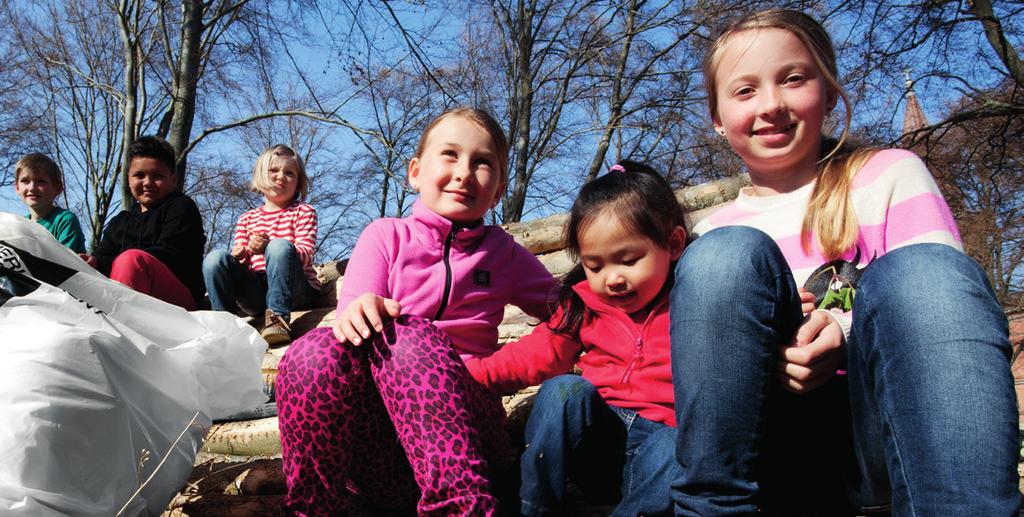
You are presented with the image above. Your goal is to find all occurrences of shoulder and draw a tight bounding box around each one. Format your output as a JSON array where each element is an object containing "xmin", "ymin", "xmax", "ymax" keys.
[
  {"xmin": 851, "ymin": 149, "xmax": 931, "ymax": 189},
  {"xmin": 164, "ymin": 191, "xmax": 201, "ymax": 213},
  {"xmin": 291, "ymin": 202, "xmax": 316, "ymax": 215}
]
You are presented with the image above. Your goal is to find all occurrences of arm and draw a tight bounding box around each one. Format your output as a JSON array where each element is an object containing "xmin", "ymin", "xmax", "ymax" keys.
[
  {"xmin": 465, "ymin": 313, "xmax": 583, "ymax": 394},
  {"xmin": 508, "ymin": 244, "xmax": 559, "ymax": 320},
  {"xmin": 289, "ymin": 204, "xmax": 318, "ymax": 267},
  {"xmin": 332, "ymin": 220, "xmax": 397, "ymax": 344},
  {"xmin": 90, "ymin": 212, "xmax": 125, "ymax": 275},
  {"xmin": 52, "ymin": 210, "xmax": 87, "ymax": 254},
  {"xmin": 144, "ymin": 195, "xmax": 205, "ymax": 268},
  {"xmin": 231, "ymin": 212, "xmax": 251, "ymax": 260},
  {"xmin": 878, "ymin": 150, "xmax": 961, "ymax": 251}
]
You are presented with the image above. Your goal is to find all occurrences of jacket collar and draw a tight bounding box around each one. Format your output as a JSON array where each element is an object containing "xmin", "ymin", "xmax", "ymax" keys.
[
  {"xmin": 570, "ymin": 279, "xmax": 669, "ymax": 322},
  {"xmin": 410, "ymin": 200, "xmax": 486, "ymax": 252}
]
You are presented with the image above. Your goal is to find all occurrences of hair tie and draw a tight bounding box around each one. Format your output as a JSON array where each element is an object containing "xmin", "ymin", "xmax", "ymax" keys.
[{"xmin": 609, "ymin": 164, "xmax": 626, "ymax": 173}]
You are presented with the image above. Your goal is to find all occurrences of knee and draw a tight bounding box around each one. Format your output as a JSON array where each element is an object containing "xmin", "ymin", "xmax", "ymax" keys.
[
  {"xmin": 534, "ymin": 375, "xmax": 599, "ymax": 415},
  {"xmin": 676, "ymin": 226, "xmax": 782, "ymax": 287},
  {"xmin": 112, "ymin": 248, "xmax": 148, "ymax": 268},
  {"xmin": 265, "ymin": 239, "xmax": 296, "ymax": 260},
  {"xmin": 858, "ymin": 244, "xmax": 994, "ymax": 311},
  {"xmin": 279, "ymin": 327, "xmax": 358, "ymax": 384},
  {"xmin": 202, "ymin": 249, "xmax": 232, "ymax": 274},
  {"xmin": 110, "ymin": 248, "xmax": 152, "ymax": 278}
]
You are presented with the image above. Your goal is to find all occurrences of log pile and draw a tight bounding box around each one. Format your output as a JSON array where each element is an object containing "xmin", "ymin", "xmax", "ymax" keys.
[{"xmin": 163, "ymin": 175, "xmax": 748, "ymax": 515}]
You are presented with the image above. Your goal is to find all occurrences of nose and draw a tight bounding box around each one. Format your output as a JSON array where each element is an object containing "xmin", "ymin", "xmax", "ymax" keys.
[
  {"xmin": 759, "ymin": 85, "xmax": 786, "ymax": 117},
  {"xmin": 606, "ymin": 270, "xmax": 627, "ymax": 290},
  {"xmin": 452, "ymin": 160, "xmax": 473, "ymax": 184}
]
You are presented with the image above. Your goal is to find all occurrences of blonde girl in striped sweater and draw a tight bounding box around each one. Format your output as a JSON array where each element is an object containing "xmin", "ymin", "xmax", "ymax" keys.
[
  {"xmin": 670, "ymin": 8, "xmax": 1018, "ymax": 516},
  {"xmin": 203, "ymin": 144, "xmax": 320, "ymax": 345}
]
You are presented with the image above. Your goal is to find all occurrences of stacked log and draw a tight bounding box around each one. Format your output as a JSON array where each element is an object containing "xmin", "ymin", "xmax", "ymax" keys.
[{"xmin": 165, "ymin": 175, "xmax": 748, "ymax": 514}]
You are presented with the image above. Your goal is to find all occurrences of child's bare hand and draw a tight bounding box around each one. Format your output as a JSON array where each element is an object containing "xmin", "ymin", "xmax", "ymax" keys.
[
  {"xmin": 79, "ymin": 253, "xmax": 97, "ymax": 269},
  {"xmin": 798, "ymin": 287, "xmax": 816, "ymax": 315},
  {"xmin": 248, "ymin": 232, "xmax": 269, "ymax": 254},
  {"xmin": 231, "ymin": 243, "xmax": 249, "ymax": 258},
  {"xmin": 332, "ymin": 293, "xmax": 402, "ymax": 346},
  {"xmin": 776, "ymin": 311, "xmax": 844, "ymax": 394}
]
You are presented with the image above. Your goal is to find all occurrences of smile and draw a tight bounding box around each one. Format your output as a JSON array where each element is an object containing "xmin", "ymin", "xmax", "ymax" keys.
[{"xmin": 752, "ymin": 123, "xmax": 796, "ymax": 136}]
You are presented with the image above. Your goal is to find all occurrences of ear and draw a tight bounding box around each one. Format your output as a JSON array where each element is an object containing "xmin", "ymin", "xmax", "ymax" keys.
[
  {"xmin": 668, "ymin": 225, "xmax": 687, "ymax": 261},
  {"xmin": 712, "ymin": 114, "xmax": 726, "ymax": 137},
  {"xmin": 826, "ymin": 89, "xmax": 838, "ymax": 112},
  {"xmin": 490, "ymin": 180, "xmax": 507, "ymax": 209},
  {"xmin": 407, "ymin": 157, "xmax": 421, "ymax": 191}
]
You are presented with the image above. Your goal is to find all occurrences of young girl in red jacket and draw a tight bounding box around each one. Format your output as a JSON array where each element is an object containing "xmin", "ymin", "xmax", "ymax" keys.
[{"xmin": 466, "ymin": 161, "xmax": 691, "ymax": 516}]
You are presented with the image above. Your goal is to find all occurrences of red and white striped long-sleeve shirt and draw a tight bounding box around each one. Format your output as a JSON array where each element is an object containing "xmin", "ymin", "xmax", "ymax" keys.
[{"xmin": 232, "ymin": 202, "xmax": 321, "ymax": 290}]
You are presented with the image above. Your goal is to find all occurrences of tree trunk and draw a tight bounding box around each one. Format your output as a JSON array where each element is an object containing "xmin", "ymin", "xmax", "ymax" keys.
[{"xmin": 167, "ymin": 0, "xmax": 204, "ymax": 190}]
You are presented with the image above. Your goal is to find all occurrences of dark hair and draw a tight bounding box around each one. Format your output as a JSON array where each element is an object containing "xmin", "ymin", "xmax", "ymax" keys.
[
  {"xmin": 128, "ymin": 135, "xmax": 177, "ymax": 173},
  {"xmin": 550, "ymin": 160, "xmax": 685, "ymax": 340}
]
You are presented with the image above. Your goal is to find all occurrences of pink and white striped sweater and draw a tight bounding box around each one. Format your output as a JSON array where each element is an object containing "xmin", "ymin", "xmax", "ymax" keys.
[
  {"xmin": 232, "ymin": 202, "xmax": 321, "ymax": 290},
  {"xmin": 693, "ymin": 149, "xmax": 962, "ymax": 287}
]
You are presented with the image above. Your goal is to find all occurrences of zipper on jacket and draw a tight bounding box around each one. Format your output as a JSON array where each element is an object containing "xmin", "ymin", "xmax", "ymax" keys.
[
  {"xmin": 433, "ymin": 229, "xmax": 455, "ymax": 321},
  {"xmin": 620, "ymin": 336, "xmax": 644, "ymax": 384}
]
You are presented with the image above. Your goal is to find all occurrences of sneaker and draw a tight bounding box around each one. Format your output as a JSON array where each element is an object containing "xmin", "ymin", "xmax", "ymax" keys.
[{"xmin": 261, "ymin": 309, "xmax": 292, "ymax": 346}]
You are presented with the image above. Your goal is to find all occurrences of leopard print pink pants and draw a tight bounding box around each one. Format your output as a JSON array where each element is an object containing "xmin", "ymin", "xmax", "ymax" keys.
[{"xmin": 276, "ymin": 315, "xmax": 510, "ymax": 516}]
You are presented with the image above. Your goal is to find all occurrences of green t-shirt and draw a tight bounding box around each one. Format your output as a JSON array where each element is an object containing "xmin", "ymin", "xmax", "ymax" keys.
[{"xmin": 30, "ymin": 206, "xmax": 87, "ymax": 254}]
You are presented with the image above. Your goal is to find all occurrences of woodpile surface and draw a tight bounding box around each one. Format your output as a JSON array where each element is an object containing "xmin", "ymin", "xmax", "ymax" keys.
[{"xmin": 165, "ymin": 176, "xmax": 749, "ymax": 514}]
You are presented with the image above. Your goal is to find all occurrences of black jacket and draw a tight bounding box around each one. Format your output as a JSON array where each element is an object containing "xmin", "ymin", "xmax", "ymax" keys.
[{"xmin": 94, "ymin": 191, "xmax": 207, "ymax": 304}]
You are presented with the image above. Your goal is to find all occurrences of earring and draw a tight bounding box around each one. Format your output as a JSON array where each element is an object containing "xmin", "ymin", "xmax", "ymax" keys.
[{"xmin": 717, "ymin": 129, "xmax": 726, "ymax": 136}]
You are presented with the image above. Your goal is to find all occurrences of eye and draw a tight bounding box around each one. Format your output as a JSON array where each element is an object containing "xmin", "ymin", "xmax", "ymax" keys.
[
  {"xmin": 474, "ymin": 157, "xmax": 493, "ymax": 168},
  {"xmin": 784, "ymin": 74, "xmax": 805, "ymax": 85},
  {"xmin": 733, "ymin": 86, "xmax": 755, "ymax": 98},
  {"xmin": 441, "ymin": 149, "xmax": 457, "ymax": 158},
  {"xmin": 583, "ymin": 262, "xmax": 601, "ymax": 274},
  {"xmin": 622, "ymin": 257, "xmax": 639, "ymax": 266}
]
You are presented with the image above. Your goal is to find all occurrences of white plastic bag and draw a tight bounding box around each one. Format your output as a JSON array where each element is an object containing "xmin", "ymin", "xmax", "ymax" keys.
[{"xmin": 0, "ymin": 213, "xmax": 267, "ymax": 516}]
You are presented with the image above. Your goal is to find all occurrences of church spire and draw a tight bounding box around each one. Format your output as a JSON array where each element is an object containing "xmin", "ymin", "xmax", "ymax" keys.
[{"xmin": 902, "ymin": 69, "xmax": 929, "ymax": 138}]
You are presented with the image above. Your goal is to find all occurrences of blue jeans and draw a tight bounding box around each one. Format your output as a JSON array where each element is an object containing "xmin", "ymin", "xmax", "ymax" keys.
[
  {"xmin": 520, "ymin": 374, "xmax": 681, "ymax": 516},
  {"xmin": 202, "ymin": 239, "xmax": 316, "ymax": 319},
  {"xmin": 670, "ymin": 226, "xmax": 1019, "ymax": 516}
]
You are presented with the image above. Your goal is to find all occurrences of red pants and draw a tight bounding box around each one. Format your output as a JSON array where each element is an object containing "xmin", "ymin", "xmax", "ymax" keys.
[{"xmin": 110, "ymin": 249, "xmax": 196, "ymax": 310}]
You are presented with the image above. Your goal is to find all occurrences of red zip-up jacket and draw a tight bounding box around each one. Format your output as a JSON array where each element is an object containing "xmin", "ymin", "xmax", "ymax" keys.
[{"xmin": 465, "ymin": 280, "xmax": 675, "ymax": 426}]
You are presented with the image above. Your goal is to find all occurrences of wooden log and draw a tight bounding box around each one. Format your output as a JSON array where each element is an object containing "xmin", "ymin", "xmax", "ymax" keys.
[{"xmin": 203, "ymin": 417, "xmax": 282, "ymax": 457}]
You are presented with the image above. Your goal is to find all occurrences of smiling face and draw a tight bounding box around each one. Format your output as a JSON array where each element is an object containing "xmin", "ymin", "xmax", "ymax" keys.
[
  {"xmin": 261, "ymin": 154, "xmax": 300, "ymax": 210},
  {"xmin": 408, "ymin": 116, "xmax": 505, "ymax": 224},
  {"xmin": 128, "ymin": 157, "xmax": 177, "ymax": 211},
  {"xmin": 712, "ymin": 28, "xmax": 835, "ymax": 194},
  {"xmin": 15, "ymin": 169, "xmax": 61, "ymax": 216},
  {"xmin": 578, "ymin": 212, "xmax": 684, "ymax": 316}
]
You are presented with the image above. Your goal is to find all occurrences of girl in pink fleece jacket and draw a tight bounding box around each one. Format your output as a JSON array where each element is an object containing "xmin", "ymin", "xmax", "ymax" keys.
[{"xmin": 276, "ymin": 107, "xmax": 557, "ymax": 516}]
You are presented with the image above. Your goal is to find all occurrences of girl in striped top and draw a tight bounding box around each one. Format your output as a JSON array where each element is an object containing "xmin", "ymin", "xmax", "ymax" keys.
[
  {"xmin": 203, "ymin": 144, "xmax": 320, "ymax": 345},
  {"xmin": 670, "ymin": 9, "xmax": 1018, "ymax": 516}
]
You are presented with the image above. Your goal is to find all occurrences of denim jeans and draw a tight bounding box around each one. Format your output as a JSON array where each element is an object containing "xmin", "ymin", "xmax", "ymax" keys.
[
  {"xmin": 520, "ymin": 374, "xmax": 680, "ymax": 516},
  {"xmin": 670, "ymin": 226, "xmax": 1019, "ymax": 516},
  {"xmin": 202, "ymin": 239, "xmax": 316, "ymax": 319}
]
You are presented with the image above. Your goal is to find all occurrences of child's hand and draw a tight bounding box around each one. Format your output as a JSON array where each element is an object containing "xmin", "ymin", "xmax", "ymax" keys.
[
  {"xmin": 798, "ymin": 288, "xmax": 816, "ymax": 315},
  {"xmin": 776, "ymin": 311, "xmax": 843, "ymax": 394},
  {"xmin": 231, "ymin": 243, "xmax": 249, "ymax": 259},
  {"xmin": 332, "ymin": 293, "xmax": 402, "ymax": 346},
  {"xmin": 79, "ymin": 253, "xmax": 98, "ymax": 269},
  {"xmin": 248, "ymin": 232, "xmax": 269, "ymax": 254}
]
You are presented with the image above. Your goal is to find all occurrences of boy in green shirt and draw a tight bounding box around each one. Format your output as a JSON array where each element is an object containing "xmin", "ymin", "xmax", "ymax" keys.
[{"xmin": 14, "ymin": 153, "xmax": 87, "ymax": 254}]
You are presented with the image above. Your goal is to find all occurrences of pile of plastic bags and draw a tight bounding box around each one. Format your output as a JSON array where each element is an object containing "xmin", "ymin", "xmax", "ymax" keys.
[{"xmin": 0, "ymin": 213, "xmax": 267, "ymax": 516}]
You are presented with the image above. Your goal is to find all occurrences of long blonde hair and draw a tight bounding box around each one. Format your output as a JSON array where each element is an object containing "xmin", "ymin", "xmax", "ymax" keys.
[{"xmin": 704, "ymin": 8, "xmax": 876, "ymax": 258}]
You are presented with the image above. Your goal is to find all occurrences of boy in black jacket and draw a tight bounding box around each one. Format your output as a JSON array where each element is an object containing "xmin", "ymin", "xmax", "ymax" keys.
[{"xmin": 81, "ymin": 136, "xmax": 206, "ymax": 310}]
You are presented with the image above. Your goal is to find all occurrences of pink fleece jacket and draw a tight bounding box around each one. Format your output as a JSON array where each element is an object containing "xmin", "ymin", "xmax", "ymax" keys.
[
  {"xmin": 466, "ymin": 281, "xmax": 675, "ymax": 426},
  {"xmin": 339, "ymin": 200, "xmax": 558, "ymax": 359}
]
